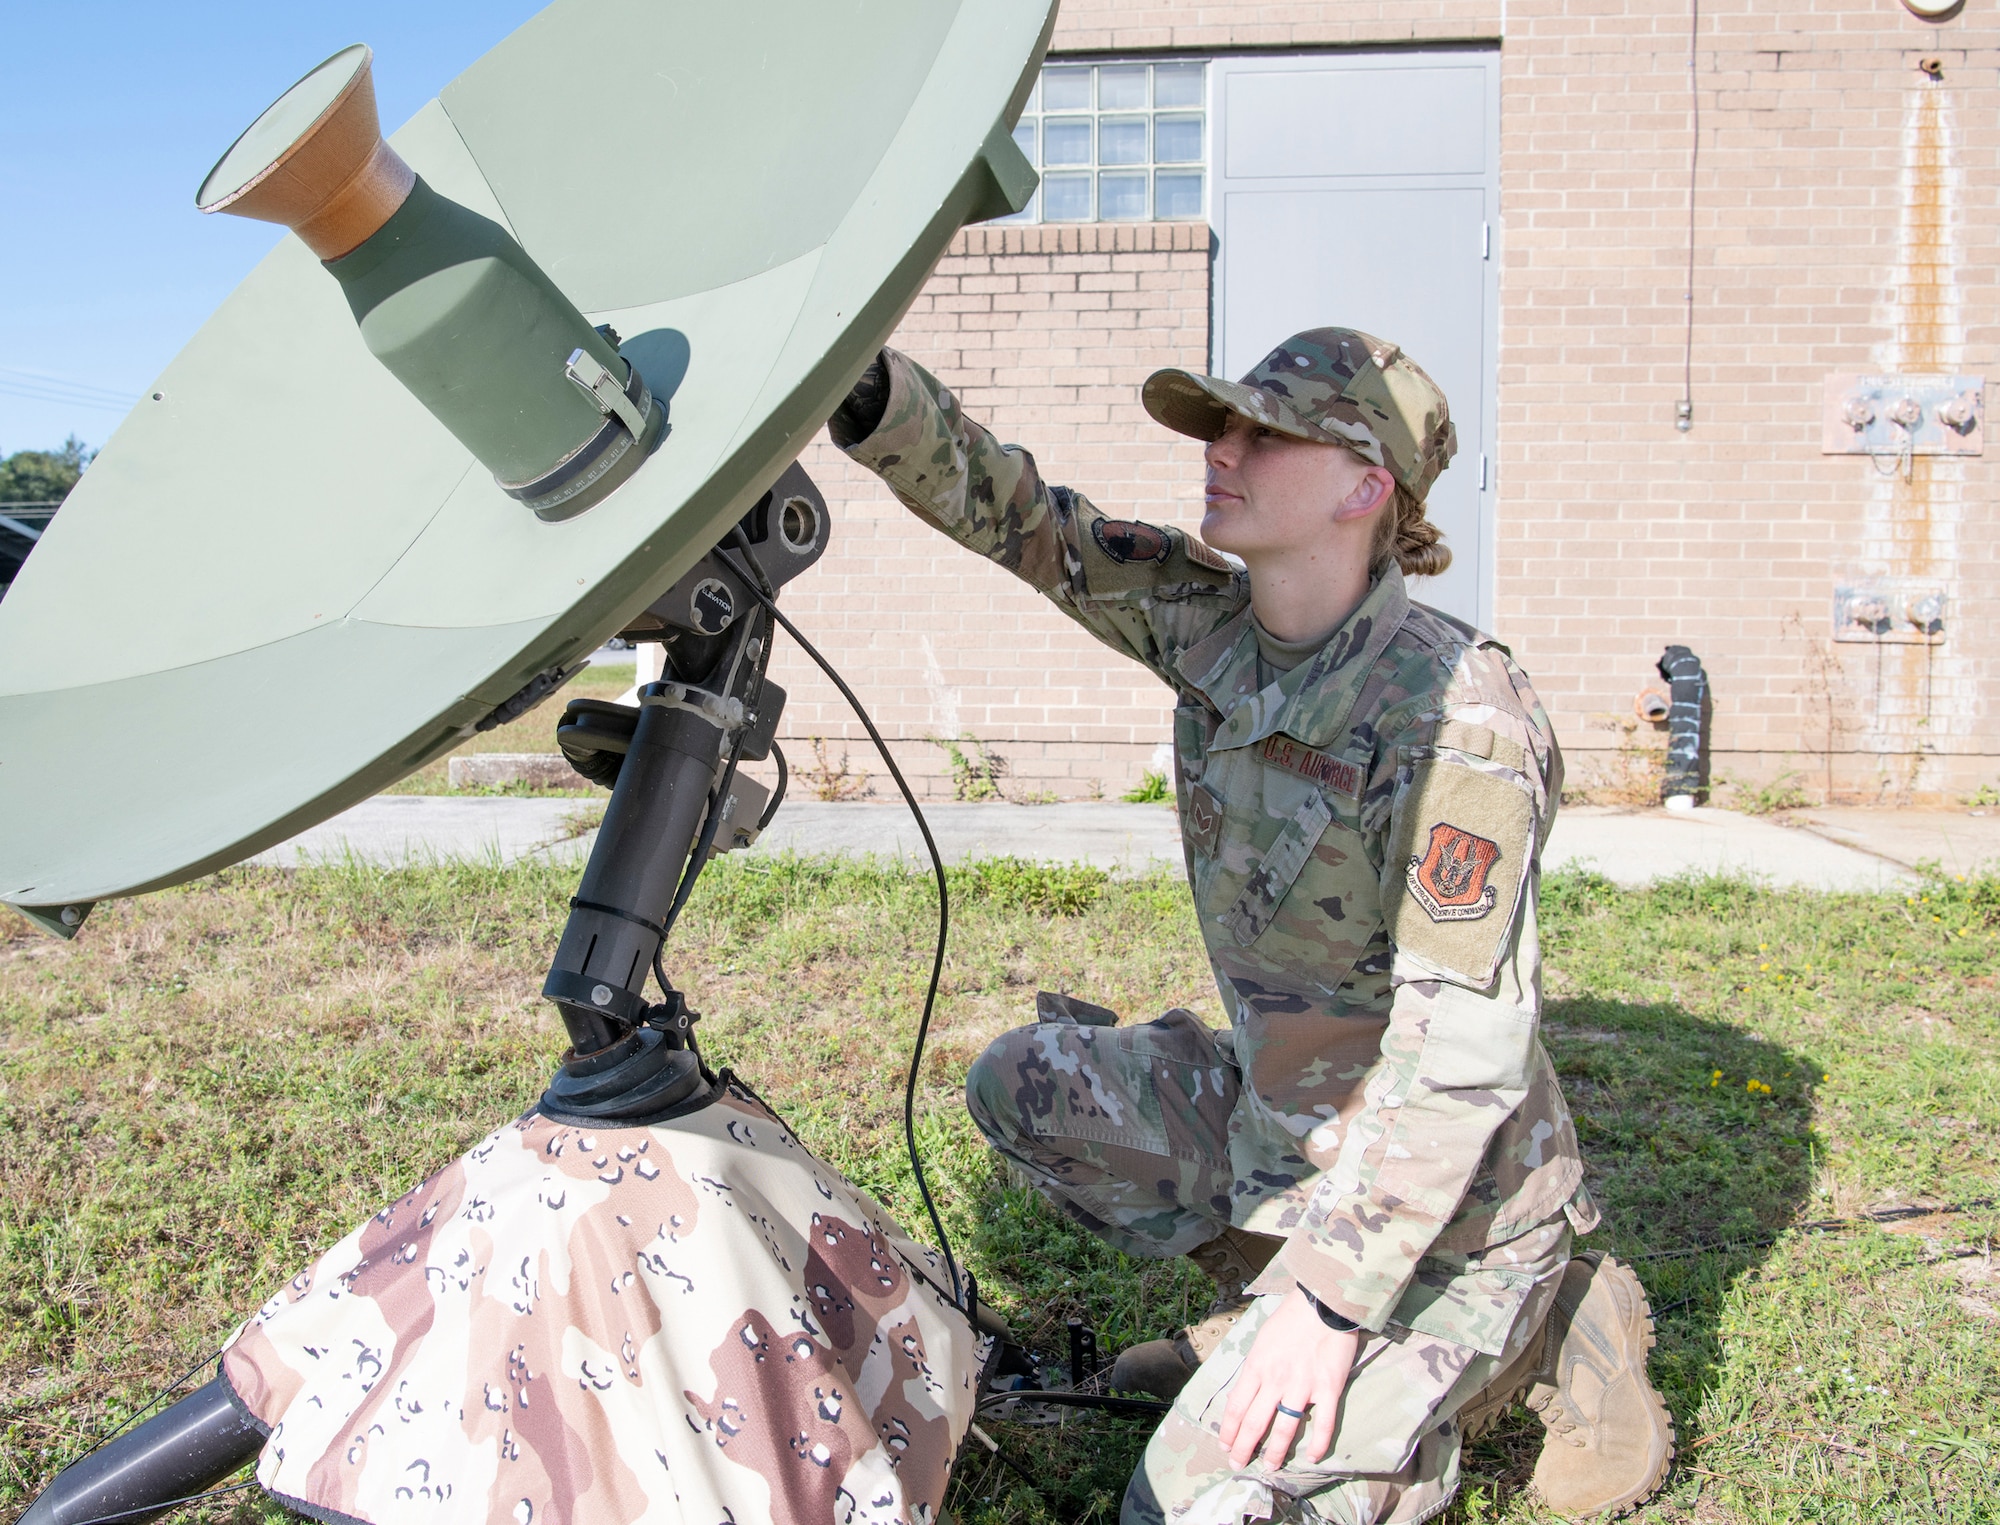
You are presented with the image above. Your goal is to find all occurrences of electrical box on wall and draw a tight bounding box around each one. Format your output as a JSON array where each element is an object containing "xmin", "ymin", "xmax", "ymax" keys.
[
  {"xmin": 1833, "ymin": 580, "xmax": 1947, "ymax": 644},
  {"xmin": 1822, "ymin": 374, "xmax": 1983, "ymax": 458}
]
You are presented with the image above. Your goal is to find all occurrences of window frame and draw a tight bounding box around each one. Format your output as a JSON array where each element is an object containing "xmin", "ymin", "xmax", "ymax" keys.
[{"xmin": 1002, "ymin": 58, "xmax": 1210, "ymax": 225}]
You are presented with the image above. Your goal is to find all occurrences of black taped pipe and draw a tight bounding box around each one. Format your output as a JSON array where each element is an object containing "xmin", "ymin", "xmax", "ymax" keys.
[
  {"xmin": 1657, "ymin": 645, "xmax": 1709, "ymax": 804},
  {"xmin": 18, "ymin": 1377, "xmax": 263, "ymax": 1525}
]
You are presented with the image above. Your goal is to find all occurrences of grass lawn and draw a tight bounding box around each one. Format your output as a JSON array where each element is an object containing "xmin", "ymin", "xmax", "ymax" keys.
[
  {"xmin": 2, "ymin": 857, "xmax": 1996, "ymax": 1522},
  {"xmin": 381, "ymin": 661, "xmax": 634, "ymax": 795}
]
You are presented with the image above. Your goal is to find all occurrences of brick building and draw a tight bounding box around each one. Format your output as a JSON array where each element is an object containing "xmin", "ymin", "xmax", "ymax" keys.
[{"xmin": 767, "ymin": 0, "xmax": 1999, "ymax": 806}]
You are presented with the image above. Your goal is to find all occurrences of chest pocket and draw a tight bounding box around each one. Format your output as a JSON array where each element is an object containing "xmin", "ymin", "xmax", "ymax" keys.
[
  {"xmin": 1218, "ymin": 792, "xmax": 1333, "ymax": 945},
  {"xmin": 1222, "ymin": 798, "xmax": 1387, "ymax": 996}
]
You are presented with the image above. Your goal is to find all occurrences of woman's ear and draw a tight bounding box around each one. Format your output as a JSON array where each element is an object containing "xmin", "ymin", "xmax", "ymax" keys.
[{"xmin": 1330, "ymin": 466, "xmax": 1396, "ymax": 523}]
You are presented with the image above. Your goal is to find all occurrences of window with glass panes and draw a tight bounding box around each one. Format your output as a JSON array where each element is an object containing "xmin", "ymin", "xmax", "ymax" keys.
[{"xmin": 1005, "ymin": 60, "xmax": 1206, "ymax": 223}]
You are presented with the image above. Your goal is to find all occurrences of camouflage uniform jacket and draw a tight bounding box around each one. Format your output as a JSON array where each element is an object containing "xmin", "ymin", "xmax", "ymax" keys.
[{"xmin": 843, "ymin": 350, "xmax": 1596, "ymax": 1339}]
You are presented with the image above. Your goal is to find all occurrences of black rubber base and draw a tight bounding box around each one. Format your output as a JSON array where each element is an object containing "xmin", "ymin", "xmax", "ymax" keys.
[{"xmin": 537, "ymin": 1026, "xmax": 723, "ymax": 1126}]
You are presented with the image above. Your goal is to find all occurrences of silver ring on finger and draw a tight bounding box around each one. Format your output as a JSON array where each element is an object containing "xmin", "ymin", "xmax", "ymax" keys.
[{"xmin": 1274, "ymin": 1401, "xmax": 1308, "ymax": 1420}]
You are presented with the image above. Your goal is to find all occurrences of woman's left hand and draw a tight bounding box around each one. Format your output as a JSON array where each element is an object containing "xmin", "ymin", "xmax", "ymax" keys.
[{"xmin": 1217, "ymin": 1285, "xmax": 1360, "ymax": 1471}]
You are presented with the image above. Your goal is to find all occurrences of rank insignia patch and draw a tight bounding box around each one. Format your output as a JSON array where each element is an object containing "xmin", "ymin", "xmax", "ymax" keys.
[
  {"xmin": 1091, "ymin": 518, "xmax": 1172, "ymax": 565},
  {"xmin": 1186, "ymin": 783, "xmax": 1224, "ymax": 858},
  {"xmin": 1407, "ymin": 822, "xmax": 1502, "ymax": 921}
]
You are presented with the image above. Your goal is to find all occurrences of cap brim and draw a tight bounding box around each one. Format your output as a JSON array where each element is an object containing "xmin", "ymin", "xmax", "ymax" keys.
[{"xmin": 1141, "ymin": 369, "xmax": 1324, "ymax": 444}]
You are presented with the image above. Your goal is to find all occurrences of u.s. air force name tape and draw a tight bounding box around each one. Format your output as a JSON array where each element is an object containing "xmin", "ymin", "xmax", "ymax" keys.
[{"xmin": 1261, "ymin": 734, "xmax": 1362, "ymax": 798}]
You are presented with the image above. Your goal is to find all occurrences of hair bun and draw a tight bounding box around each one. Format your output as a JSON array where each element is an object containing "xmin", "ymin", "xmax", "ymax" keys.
[{"xmin": 1379, "ymin": 485, "xmax": 1451, "ymax": 578}]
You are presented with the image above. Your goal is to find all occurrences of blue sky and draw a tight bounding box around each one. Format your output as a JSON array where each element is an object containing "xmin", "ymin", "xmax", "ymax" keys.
[{"xmin": 1, "ymin": 1, "xmax": 544, "ymax": 456}]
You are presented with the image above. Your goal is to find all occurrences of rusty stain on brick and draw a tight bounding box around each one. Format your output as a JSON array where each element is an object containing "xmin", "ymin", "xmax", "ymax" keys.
[{"xmin": 1851, "ymin": 74, "xmax": 1972, "ymax": 791}]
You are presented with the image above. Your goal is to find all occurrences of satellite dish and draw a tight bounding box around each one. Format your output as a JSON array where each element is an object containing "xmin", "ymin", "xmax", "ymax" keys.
[
  {"xmin": 17, "ymin": 7, "xmax": 1062, "ymax": 1524},
  {"xmin": 0, "ymin": 0, "xmax": 1048, "ymax": 933}
]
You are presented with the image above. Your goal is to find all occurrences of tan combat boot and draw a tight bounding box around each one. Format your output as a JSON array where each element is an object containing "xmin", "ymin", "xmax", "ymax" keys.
[
  {"xmin": 1521, "ymin": 1252, "xmax": 1675, "ymax": 1518},
  {"xmin": 1108, "ymin": 1227, "xmax": 1282, "ymax": 1400},
  {"xmin": 1456, "ymin": 1314, "xmax": 1550, "ymax": 1441}
]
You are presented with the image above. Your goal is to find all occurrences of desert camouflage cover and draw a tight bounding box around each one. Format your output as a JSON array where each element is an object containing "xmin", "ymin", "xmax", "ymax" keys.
[{"xmin": 221, "ymin": 1081, "xmax": 987, "ymax": 1525}]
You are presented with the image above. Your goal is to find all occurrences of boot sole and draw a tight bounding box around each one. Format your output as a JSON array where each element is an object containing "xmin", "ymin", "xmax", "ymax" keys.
[
  {"xmin": 1599, "ymin": 1256, "xmax": 1675, "ymax": 1518},
  {"xmin": 1534, "ymin": 1253, "xmax": 1677, "ymax": 1519}
]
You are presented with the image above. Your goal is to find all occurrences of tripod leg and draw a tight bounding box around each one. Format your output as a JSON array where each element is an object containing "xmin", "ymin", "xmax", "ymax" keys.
[{"xmin": 18, "ymin": 1378, "xmax": 263, "ymax": 1525}]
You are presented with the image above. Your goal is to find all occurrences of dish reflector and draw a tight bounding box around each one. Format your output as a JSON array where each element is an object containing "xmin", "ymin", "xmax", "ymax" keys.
[{"xmin": 0, "ymin": 0, "xmax": 1049, "ymax": 924}]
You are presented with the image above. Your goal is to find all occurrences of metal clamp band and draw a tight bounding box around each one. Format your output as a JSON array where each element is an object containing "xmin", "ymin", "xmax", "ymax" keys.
[
  {"xmin": 638, "ymin": 680, "xmax": 745, "ymax": 733},
  {"xmin": 542, "ymin": 968, "xmax": 650, "ymax": 1024},
  {"xmin": 568, "ymin": 896, "xmax": 668, "ymax": 940},
  {"xmin": 565, "ymin": 348, "xmax": 651, "ymax": 439}
]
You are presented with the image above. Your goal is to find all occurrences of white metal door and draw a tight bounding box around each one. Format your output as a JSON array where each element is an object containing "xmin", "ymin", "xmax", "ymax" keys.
[{"xmin": 1212, "ymin": 51, "xmax": 1500, "ymax": 628}]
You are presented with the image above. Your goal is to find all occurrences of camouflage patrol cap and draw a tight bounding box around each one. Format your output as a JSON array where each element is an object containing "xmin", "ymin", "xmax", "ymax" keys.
[{"xmin": 1142, "ymin": 328, "xmax": 1457, "ymax": 499}]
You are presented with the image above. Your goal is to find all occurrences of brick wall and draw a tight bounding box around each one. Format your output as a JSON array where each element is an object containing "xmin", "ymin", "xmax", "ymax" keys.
[
  {"xmin": 1498, "ymin": 0, "xmax": 2000, "ymax": 801},
  {"xmin": 1048, "ymin": 0, "xmax": 1503, "ymax": 51},
  {"xmin": 763, "ymin": 0, "xmax": 2000, "ymax": 809},
  {"xmin": 769, "ymin": 223, "xmax": 1212, "ymax": 802}
]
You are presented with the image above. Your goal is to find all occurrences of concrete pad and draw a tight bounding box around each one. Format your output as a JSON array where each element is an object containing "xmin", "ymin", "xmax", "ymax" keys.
[
  {"xmin": 249, "ymin": 797, "xmax": 601, "ymax": 868},
  {"xmin": 1786, "ymin": 807, "xmax": 2000, "ymax": 877},
  {"xmin": 447, "ymin": 753, "xmax": 582, "ymax": 790},
  {"xmin": 1545, "ymin": 805, "xmax": 1918, "ymax": 892}
]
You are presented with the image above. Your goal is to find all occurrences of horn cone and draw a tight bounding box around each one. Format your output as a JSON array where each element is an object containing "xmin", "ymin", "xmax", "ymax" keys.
[{"xmin": 197, "ymin": 44, "xmax": 415, "ymax": 261}]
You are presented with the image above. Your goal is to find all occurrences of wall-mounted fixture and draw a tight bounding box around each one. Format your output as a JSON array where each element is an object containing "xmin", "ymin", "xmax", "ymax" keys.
[
  {"xmin": 1833, "ymin": 580, "xmax": 1947, "ymax": 644},
  {"xmin": 1657, "ymin": 646, "xmax": 1708, "ymax": 810},
  {"xmin": 1901, "ymin": 0, "xmax": 1964, "ymax": 21},
  {"xmin": 1823, "ymin": 374, "xmax": 1982, "ymax": 475}
]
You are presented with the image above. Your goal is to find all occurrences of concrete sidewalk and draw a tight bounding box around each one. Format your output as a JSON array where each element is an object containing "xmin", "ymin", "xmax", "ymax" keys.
[
  {"xmin": 743, "ymin": 801, "xmax": 1182, "ymax": 871},
  {"xmin": 1545, "ymin": 806, "xmax": 1917, "ymax": 891},
  {"xmin": 1785, "ymin": 807, "xmax": 2000, "ymax": 877},
  {"xmin": 248, "ymin": 796, "xmax": 600, "ymax": 868},
  {"xmin": 241, "ymin": 793, "xmax": 1999, "ymax": 892}
]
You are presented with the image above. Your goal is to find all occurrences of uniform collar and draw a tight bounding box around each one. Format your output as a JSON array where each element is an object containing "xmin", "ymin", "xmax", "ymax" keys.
[{"xmin": 1175, "ymin": 566, "xmax": 1412, "ymax": 753}]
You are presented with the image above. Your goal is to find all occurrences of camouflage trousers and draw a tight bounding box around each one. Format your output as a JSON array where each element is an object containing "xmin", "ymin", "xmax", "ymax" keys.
[
  {"xmin": 965, "ymin": 1008, "xmax": 1572, "ymax": 1525},
  {"xmin": 964, "ymin": 1004, "xmax": 1247, "ymax": 1260}
]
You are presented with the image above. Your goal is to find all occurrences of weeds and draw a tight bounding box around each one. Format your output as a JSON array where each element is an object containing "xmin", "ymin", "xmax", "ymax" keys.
[
  {"xmin": 933, "ymin": 736, "xmax": 1007, "ymax": 803},
  {"xmin": 1723, "ymin": 768, "xmax": 1816, "ymax": 816},
  {"xmin": 797, "ymin": 736, "xmax": 872, "ymax": 801},
  {"xmin": 1562, "ymin": 716, "xmax": 1666, "ymax": 807},
  {"xmin": 1121, "ymin": 770, "xmax": 1172, "ymax": 805}
]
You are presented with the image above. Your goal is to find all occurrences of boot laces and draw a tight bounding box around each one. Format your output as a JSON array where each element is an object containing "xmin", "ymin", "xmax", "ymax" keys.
[{"xmin": 1527, "ymin": 1389, "xmax": 1586, "ymax": 1445}]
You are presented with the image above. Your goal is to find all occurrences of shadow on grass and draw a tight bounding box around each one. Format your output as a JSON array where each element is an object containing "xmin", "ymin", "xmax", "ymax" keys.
[
  {"xmin": 944, "ymin": 995, "xmax": 1822, "ymax": 1522},
  {"xmin": 1462, "ymin": 994, "xmax": 1822, "ymax": 1504},
  {"xmin": 942, "ymin": 1156, "xmax": 1200, "ymax": 1525}
]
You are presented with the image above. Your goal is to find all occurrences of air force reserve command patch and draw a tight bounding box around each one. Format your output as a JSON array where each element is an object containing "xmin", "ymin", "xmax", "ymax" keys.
[
  {"xmin": 1384, "ymin": 756, "xmax": 1537, "ymax": 985},
  {"xmin": 1408, "ymin": 823, "xmax": 1502, "ymax": 921}
]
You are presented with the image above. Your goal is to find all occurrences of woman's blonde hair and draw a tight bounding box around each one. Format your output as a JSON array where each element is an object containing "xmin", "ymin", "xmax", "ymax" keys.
[{"xmin": 1369, "ymin": 482, "xmax": 1452, "ymax": 579}]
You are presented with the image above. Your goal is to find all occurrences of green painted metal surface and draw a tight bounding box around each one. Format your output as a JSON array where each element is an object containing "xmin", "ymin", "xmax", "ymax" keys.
[
  {"xmin": 329, "ymin": 177, "xmax": 626, "ymax": 487},
  {"xmin": 0, "ymin": 0, "xmax": 1050, "ymax": 916}
]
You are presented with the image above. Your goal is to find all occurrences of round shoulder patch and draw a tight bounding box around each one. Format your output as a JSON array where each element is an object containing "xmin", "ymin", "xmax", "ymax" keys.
[{"xmin": 1091, "ymin": 518, "xmax": 1172, "ymax": 565}]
